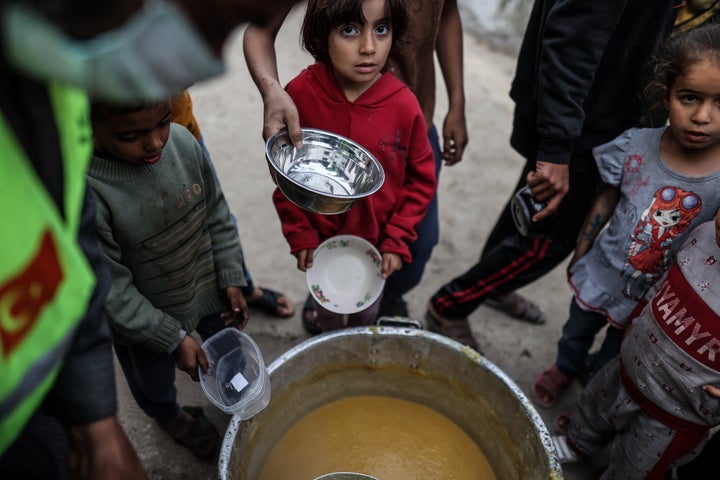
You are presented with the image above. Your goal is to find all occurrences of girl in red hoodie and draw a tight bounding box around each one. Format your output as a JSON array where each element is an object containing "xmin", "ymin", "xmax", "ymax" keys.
[{"xmin": 273, "ymin": 0, "xmax": 436, "ymax": 333}]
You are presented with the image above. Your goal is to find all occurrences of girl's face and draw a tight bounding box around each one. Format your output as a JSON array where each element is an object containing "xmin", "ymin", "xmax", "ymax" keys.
[
  {"xmin": 92, "ymin": 102, "xmax": 172, "ymax": 165},
  {"xmin": 327, "ymin": 0, "xmax": 392, "ymax": 99},
  {"xmin": 665, "ymin": 59, "xmax": 720, "ymax": 152}
]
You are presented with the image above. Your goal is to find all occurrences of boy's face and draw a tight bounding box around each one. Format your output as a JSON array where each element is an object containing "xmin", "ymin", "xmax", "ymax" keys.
[{"xmin": 92, "ymin": 102, "xmax": 172, "ymax": 165}]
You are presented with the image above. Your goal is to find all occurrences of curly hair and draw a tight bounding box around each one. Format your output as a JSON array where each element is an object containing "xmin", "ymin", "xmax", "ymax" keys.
[{"xmin": 646, "ymin": 19, "xmax": 720, "ymax": 112}]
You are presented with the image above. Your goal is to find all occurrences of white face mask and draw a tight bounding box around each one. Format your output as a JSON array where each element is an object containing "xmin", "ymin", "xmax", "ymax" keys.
[{"xmin": 2, "ymin": 0, "xmax": 225, "ymax": 101}]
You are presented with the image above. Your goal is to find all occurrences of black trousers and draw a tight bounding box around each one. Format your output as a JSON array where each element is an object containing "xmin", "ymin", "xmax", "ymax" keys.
[{"xmin": 431, "ymin": 148, "xmax": 601, "ymax": 319}]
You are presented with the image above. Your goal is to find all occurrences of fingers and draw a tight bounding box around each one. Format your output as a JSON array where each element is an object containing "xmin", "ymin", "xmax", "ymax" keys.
[
  {"xmin": 527, "ymin": 162, "xmax": 569, "ymax": 198},
  {"xmin": 381, "ymin": 253, "xmax": 402, "ymax": 278},
  {"xmin": 295, "ymin": 249, "xmax": 314, "ymax": 271},
  {"xmin": 532, "ymin": 194, "xmax": 563, "ymax": 222},
  {"xmin": 221, "ymin": 306, "xmax": 249, "ymax": 329},
  {"xmin": 381, "ymin": 258, "xmax": 391, "ymax": 278},
  {"xmin": 526, "ymin": 180, "xmax": 552, "ymax": 201},
  {"xmin": 236, "ymin": 306, "xmax": 250, "ymax": 329},
  {"xmin": 442, "ymin": 138, "xmax": 467, "ymax": 166},
  {"xmin": 261, "ymin": 88, "xmax": 303, "ymax": 147},
  {"xmin": 441, "ymin": 136, "xmax": 457, "ymax": 165},
  {"xmin": 294, "ymin": 250, "xmax": 306, "ymax": 271},
  {"xmin": 287, "ymin": 121, "xmax": 303, "ymax": 150},
  {"xmin": 196, "ymin": 349, "xmax": 209, "ymax": 377},
  {"xmin": 525, "ymin": 162, "xmax": 570, "ymax": 219},
  {"xmin": 441, "ymin": 110, "xmax": 468, "ymax": 166},
  {"xmin": 441, "ymin": 134, "xmax": 468, "ymax": 166},
  {"xmin": 175, "ymin": 336, "xmax": 203, "ymax": 381},
  {"xmin": 184, "ymin": 359, "xmax": 200, "ymax": 382},
  {"xmin": 526, "ymin": 173, "xmax": 558, "ymax": 202},
  {"xmin": 703, "ymin": 384, "xmax": 720, "ymax": 398},
  {"xmin": 224, "ymin": 287, "xmax": 249, "ymax": 328}
]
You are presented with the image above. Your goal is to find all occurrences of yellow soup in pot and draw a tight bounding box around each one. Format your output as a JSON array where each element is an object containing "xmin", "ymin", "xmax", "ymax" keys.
[{"xmin": 258, "ymin": 395, "xmax": 496, "ymax": 480}]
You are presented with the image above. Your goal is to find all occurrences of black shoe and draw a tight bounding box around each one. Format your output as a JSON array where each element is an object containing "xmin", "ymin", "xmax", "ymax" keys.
[
  {"xmin": 378, "ymin": 296, "xmax": 409, "ymax": 318},
  {"xmin": 158, "ymin": 406, "xmax": 220, "ymax": 462},
  {"xmin": 302, "ymin": 293, "xmax": 322, "ymax": 335}
]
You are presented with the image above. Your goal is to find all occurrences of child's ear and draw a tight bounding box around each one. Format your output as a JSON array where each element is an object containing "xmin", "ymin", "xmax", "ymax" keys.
[{"xmin": 661, "ymin": 85, "xmax": 669, "ymax": 110}]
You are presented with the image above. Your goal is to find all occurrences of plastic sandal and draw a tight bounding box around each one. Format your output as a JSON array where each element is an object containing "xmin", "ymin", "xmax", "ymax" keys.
[
  {"xmin": 425, "ymin": 304, "xmax": 481, "ymax": 352},
  {"xmin": 532, "ymin": 363, "xmax": 573, "ymax": 408},
  {"xmin": 247, "ymin": 286, "xmax": 294, "ymax": 318},
  {"xmin": 485, "ymin": 292, "xmax": 546, "ymax": 325}
]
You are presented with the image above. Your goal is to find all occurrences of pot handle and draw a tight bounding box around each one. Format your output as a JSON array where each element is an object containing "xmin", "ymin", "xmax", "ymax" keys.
[{"xmin": 375, "ymin": 316, "xmax": 423, "ymax": 330}]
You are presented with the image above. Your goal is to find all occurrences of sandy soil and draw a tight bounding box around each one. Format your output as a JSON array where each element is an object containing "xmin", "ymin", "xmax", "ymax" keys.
[{"xmin": 116, "ymin": 6, "xmax": 604, "ymax": 479}]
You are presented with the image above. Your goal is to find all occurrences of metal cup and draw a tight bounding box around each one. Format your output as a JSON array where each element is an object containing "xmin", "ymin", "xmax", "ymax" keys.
[{"xmin": 510, "ymin": 185, "xmax": 554, "ymax": 237}]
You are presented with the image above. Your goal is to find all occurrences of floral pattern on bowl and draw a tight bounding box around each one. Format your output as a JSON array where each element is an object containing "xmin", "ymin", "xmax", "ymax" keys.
[{"xmin": 306, "ymin": 235, "xmax": 385, "ymax": 314}]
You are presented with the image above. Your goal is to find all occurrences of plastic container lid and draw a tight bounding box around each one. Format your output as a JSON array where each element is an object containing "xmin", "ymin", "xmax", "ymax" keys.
[{"xmin": 198, "ymin": 328, "xmax": 271, "ymax": 419}]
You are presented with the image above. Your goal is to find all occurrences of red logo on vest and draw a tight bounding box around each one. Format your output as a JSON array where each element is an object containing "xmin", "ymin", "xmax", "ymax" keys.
[{"xmin": 0, "ymin": 231, "xmax": 64, "ymax": 358}]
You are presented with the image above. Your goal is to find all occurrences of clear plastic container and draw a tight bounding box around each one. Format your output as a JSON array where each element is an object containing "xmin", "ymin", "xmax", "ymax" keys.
[{"xmin": 199, "ymin": 328, "xmax": 271, "ymax": 419}]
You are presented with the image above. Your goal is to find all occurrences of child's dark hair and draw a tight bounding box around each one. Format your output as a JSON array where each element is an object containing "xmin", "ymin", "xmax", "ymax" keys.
[
  {"xmin": 650, "ymin": 20, "xmax": 720, "ymax": 103},
  {"xmin": 90, "ymin": 100, "xmax": 170, "ymax": 123},
  {"xmin": 301, "ymin": 0, "xmax": 408, "ymax": 64}
]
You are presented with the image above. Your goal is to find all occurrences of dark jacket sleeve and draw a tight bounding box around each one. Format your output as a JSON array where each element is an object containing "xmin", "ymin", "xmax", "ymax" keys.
[
  {"xmin": 44, "ymin": 186, "xmax": 117, "ymax": 425},
  {"xmin": 535, "ymin": 0, "xmax": 629, "ymax": 165}
]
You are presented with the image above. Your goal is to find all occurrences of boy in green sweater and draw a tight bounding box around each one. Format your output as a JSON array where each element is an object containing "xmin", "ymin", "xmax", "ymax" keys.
[{"xmin": 86, "ymin": 99, "xmax": 248, "ymax": 461}]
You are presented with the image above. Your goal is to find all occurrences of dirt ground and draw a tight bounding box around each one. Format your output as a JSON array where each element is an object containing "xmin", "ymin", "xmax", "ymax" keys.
[{"xmin": 116, "ymin": 7, "xmax": 605, "ymax": 479}]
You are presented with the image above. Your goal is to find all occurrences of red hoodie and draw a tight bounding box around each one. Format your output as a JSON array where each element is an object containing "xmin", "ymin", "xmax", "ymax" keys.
[{"xmin": 273, "ymin": 62, "xmax": 436, "ymax": 263}]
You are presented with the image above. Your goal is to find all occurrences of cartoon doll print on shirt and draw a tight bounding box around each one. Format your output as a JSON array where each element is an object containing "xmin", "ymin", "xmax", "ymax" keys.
[{"xmin": 622, "ymin": 186, "xmax": 701, "ymax": 299}]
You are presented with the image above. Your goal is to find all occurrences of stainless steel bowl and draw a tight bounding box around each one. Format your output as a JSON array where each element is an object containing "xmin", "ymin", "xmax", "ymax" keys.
[{"xmin": 265, "ymin": 129, "xmax": 385, "ymax": 215}]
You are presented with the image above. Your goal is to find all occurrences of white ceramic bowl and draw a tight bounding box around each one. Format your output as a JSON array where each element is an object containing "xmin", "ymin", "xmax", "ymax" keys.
[{"xmin": 306, "ymin": 235, "xmax": 385, "ymax": 314}]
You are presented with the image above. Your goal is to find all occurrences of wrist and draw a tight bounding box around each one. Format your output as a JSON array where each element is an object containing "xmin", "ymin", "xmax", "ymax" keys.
[
  {"xmin": 166, "ymin": 329, "xmax": 188, "ymax": 354},
  {"xmin": 537, "ymin": 138, "xmax": 573, "ymax": 165}
]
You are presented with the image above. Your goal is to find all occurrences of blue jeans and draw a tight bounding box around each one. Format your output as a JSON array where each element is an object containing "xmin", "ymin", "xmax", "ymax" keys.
[
  {"xmin": 113, "ymin": 314, "xmax": 228, "ymax": 422},
  {"xmin": 556, "ymin": 298, "xmax": 624, "ymax": 377},
  {"xmin": 382, "ymin": 125, "xmax": 441, "ymax": 302}
]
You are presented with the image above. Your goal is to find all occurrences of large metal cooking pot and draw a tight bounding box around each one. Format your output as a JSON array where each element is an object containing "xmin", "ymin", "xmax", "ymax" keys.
[{"xmin": 219, "ymin": 327, "xmax": 563, "ymax": 480}]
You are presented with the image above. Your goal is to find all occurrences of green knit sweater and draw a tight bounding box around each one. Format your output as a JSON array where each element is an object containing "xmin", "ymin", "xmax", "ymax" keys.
[{"xmin": 86, "ymin": 124, "xmax": 245, "ymax": 353}]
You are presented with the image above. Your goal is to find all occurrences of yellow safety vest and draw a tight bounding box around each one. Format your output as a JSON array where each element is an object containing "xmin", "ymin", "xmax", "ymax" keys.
[{"xmin": 0, "ymin": 84, "xmax": 96, "ymax": 453}]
